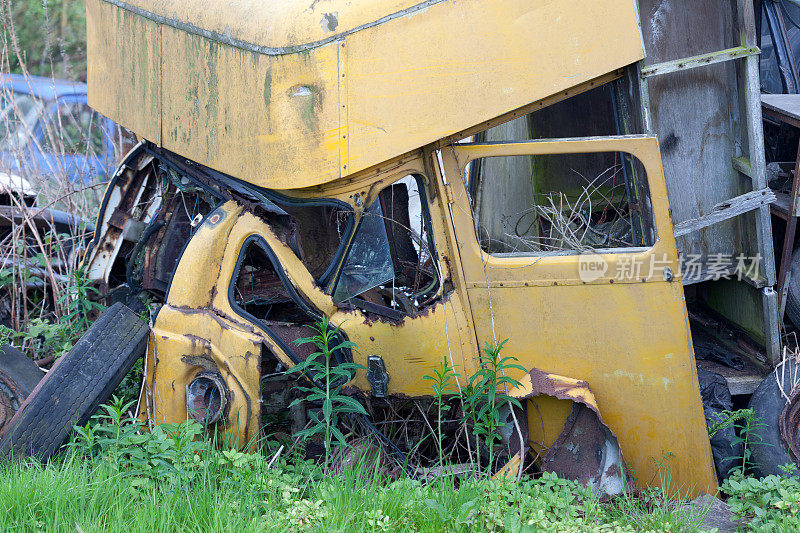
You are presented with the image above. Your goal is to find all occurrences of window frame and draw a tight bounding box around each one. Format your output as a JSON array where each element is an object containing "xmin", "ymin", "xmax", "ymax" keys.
[
  {"xmin": 227, "ymin": 234, "xmax": 351, "ymax": 368},
  {"xmin": 327, "ymin": 173, "xmax": 442, "ymax": 315},
  {"xmin": 457, "ymin": 137, "xmax": 660, "ymax": 259}
]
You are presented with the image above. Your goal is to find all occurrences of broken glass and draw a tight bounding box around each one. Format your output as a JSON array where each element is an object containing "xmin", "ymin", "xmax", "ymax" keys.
[{"xmin": 332, "ymin": 201, "xmax": 394, "ymax": 303}]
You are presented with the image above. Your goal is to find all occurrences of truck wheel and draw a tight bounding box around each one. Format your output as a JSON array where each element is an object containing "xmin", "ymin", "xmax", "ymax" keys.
[
  {"xmin": 784, "ymin": 248, "xmax": 800, "ymax": 331},
  {"xmin": 748, "ymin": 357, "xmax": 800, "ymax": 477},
  {"xmin": 0, "ymin": 303, "xmax": 149, "ymax": 461},
  {"xmin": 0, "ymin": 345, "xmax": 44, "ymax": 435}
]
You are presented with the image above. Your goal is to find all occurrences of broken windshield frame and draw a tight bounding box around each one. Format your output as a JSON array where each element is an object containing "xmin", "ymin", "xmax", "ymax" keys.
[
  {"xmin": 151, "ymin": 146, "xmax": 358, "ymax": 287},
  {"xmin": 328, "ymin": 174, "xmax": 441, "ymax": 317},
  {"xmin": 332, "ymin": 200, "xmax": 395, "ymax": 302}
]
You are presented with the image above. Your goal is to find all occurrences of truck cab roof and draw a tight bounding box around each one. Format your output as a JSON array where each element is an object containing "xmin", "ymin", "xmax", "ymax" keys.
[{"xmin": 87, "ymin": 0, "xmax": 644, "ymax": 189}]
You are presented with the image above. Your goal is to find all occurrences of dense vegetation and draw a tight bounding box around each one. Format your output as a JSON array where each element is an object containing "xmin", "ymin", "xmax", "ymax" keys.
[
  {"xmin": 0, "ymin": 403, "xmax": 720, "ymax": 533},
  {"xmin": 2, "ymin": 0, "xmax": 86, "ymax": 80}
]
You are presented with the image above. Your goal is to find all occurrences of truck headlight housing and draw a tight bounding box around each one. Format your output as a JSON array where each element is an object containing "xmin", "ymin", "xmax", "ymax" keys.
[{"xmin": 186, "ymin": 372, "xmax": 228, "ymax": 425}]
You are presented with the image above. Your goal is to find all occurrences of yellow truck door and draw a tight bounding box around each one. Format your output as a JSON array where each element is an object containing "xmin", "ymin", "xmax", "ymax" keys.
[{"xmin": 439, "ymin": 135, "xmax": 718, "ymax": 494}]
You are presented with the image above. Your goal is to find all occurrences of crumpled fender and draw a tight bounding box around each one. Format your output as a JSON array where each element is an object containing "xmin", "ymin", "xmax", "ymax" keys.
[{"xmin": 509, "ymin": 368, "xmax": 633, "ymax": 496}]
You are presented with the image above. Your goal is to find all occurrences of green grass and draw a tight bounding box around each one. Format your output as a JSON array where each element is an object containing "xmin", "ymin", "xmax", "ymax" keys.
[
  {"xmin": 0, "ymin": 456, "xmax": 267, "ymax": 532},
  {"xmin": 0, "ymin": 445, "xmax": 714, "ymax": 533},
  {"xmin": 1, "ymin": 403, "xmax": 791, "ymax": 533}
]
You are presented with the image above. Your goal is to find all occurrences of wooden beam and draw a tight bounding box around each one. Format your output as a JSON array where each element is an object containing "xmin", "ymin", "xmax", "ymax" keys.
[
  {"xmin": 673, "ymin": 188, "xmax": 776, "ymax": 237},
  {"xmin": 732, "ymin": 156, "xmax": 752, "ymax": 179},
  {"xmin": 640, "ymin": 46, "xmax": 760, "ymax": 78}
]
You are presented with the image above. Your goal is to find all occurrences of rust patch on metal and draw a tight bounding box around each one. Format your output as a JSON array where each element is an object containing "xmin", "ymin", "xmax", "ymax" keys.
[
  {"xmin": 516, "ymin": 368, "xmax": 632, "ymax": 495},
  {"xmin": 183, "ymin": 334, "xmax": 213, "ymax": 349},
  {"xmin": 180, "ymin": 354, "xmax": 217, "ymax": 372}
]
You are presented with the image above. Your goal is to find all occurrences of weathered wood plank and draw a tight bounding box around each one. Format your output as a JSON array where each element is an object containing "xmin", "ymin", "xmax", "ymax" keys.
[
  {"xmin": 761, "ymin": 93, "xmax": 800, "ymax": 125},
  {"xmin": 639, "ymin": 0, "xmax": 748, "ymax": 259},
  {"xmin": 673, "ymin": 188, "xmax": 775, "ymax": 237},
  {"xmin": 732, "ymin": 156, "xmax": 752, "ymax": 178},
  {"xmin": 641, "ymin": 45, "xmax": 760, "ymax": 78},
  {"xmin": 682, "ymin": 262, "xmax": 767, "ymax": 288}
]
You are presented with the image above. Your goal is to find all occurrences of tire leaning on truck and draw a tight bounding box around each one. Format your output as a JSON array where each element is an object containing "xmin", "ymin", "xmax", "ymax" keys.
[
  {"xmin": 785, "ymin": 248, "xmax": 800, "ymax": 332},
  {"xmin": 0, "ymin": 303, "xmax": 149, "ymax": 462},
  {"xmin": 748, "ymin": 357, "xmax": 800, "ymax": 477}
]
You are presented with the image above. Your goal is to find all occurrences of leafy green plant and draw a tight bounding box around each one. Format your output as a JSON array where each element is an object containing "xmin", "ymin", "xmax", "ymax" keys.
[
  {"xmin": 0, "ymin": 262, "xmax": 104, "ymax": 361},
  {"xmin": 423, "ymin": 356, "xmax": 460, "ymax": 470},
  {"xmin": 57, "ymin": 265, "xmax": 105, "ymax": 334},
  {"xmin": 70, "ymin": 396, "xmax": 248, "ymax": 489},
  {"xmin": 0, "ymin": 317, "xmax": 72, "ymax": 359},
  {"xmin": 464, "ymin": 339, "xmax": 525, "ymax": 473},
  {"xmin": 708, "ymin": 408, "xmax": 767, "ymax": 475},
  {"xmin": 722, "ymin": 463, "xmax": 800, "ymax": 529},
  {"xmin": 287, "ymin": 316, "xmax": 367, "ymax": 470}
]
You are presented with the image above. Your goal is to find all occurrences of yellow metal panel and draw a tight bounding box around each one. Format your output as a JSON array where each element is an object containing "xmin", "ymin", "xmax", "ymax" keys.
[
  {"xmin": 165, "ymin": 202, "xmax": 241, "ymax": 308},
  {"xmin": 109, "ymin": 0, "xmax": 424, "ymax": 51},
  {"xmin": 87, "ymin": 0, "xmax": 644, "ymax": 189},
  {"xmin": 86, "ymin": 0, "xmax": 161, "ymax": 143},
  {"xmin": 147, "ymin": 305, "xmax": 263, "ymax": 447},
  {"xmin": 159, "ymin": 27, "xmax": 342, "ymax": 188},
  {"xmin": 250, "ymin": 203, "xmax": 478, "ymax": 397},
  {"xmin": 343, "ymin": 1, "xmax": 644, "ymax": 177},
  {"xmin": 441, "ymin": 136, "xmax": 717, "ymax": 495},
  {"xmin": 147, "ymin": 202, "xmax": 291, "ymax": 446},
  {"xmin": 147, "ymin": 189, "xmax": 477, "ymax": 446},
  {"xmin": 144, "ymin": 202, "xmax": 265, "ymax": 446}
]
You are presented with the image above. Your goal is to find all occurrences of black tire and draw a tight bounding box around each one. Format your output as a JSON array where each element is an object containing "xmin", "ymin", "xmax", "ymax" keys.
[
  {"xmin": 0, "ymin": 344, "xmax": 44, "ymax": 398},
  {"xmin": 748, "ymin": 357, "xmax": 800, "ymax": 477},
  {"xmin": 0, "ymin": 303, "xmax": 148, "ymax": 462},
  {"xmin": 0, "ymin": 344, "xmax": 45, "ymax": 434},
  {"xmin": 785, "ymin": 248, "xmax": 800, "ymax": 331}
]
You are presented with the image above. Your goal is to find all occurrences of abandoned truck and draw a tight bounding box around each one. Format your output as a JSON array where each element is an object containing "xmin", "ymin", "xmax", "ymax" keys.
[{"xmin": 5, "ymin": 0, "xmax": 790, "ymax": 496}]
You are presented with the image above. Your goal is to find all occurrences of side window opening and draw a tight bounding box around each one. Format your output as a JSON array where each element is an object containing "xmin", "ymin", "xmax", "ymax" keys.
[
  {"xmin": 232, "ymin": 240, "xmax": 317, "ymax": 361},
  {"xmin": 468, "ymin": 151, "xmax": 656, "ymax": 256},
  {"xmin": 331, "ymin": 175, "xmax": 440, "ymax": 318},
  {"xmin": 277, "ymin": 203, "xmax": 351, "ymax": 283},
  {"xmin": 463, "ymin": 75, "xmax": 656, "ymax": 257}
]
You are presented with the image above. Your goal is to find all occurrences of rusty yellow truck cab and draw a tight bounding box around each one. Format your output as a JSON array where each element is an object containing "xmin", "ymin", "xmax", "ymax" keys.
[{"xmin": 85, "ymin": 0, "xmax": 717, "ymax": 494}]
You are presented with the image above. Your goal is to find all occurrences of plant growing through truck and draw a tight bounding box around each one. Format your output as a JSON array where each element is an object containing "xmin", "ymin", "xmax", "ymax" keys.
[
  {"xmin": 288, "ymin": 316, "xmax": 367, "ymax": 469},
  {"xmin": 464, "ymin": 339, "xmax": 526, "ymax": 473},
  {"xmin": 423, "ymin": 355, "xmax": 460, "ymax": 470}
]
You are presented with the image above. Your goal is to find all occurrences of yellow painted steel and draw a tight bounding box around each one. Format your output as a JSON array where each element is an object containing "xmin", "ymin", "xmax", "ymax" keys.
[
  {"xmin": 86, "ymin": 0, "xmax": 644, "ymax": 189},
  {"xmin": 142, "ymin": 140, "xmax": 717, "ymax": 495},
  {"xmin": 86, "ymin": 0, "xmax": 161, "ymax": 143},
  {"xmin": 440, "ymin": 136, "xmax": 717, "ymax": 494},
  {"xmin": 98, "ymin": 0, "xmax": 717, "ymax": 496},
  {"xmin": 142, "ymin": 204, "xmax": 263, "ymax": 446},
  {"xmin": 145, "ymin": 161, "xmax": 479, "ymax": 437}
]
